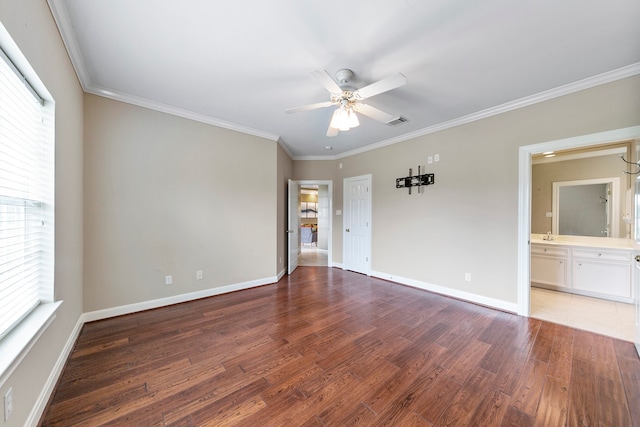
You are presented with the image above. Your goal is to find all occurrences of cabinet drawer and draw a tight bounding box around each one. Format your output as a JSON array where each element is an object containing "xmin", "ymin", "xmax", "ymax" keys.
[
  {"xmin": 531, "ymin": 245, "xmax": 569, "ymax": 257},
  {"xmin": 572, "ymin": 248, "xmax": 631, "ymax": 262}
]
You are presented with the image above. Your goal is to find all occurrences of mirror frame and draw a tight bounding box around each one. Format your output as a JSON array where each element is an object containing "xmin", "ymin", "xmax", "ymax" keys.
[{"xmin": 551, "ymin": 177, "xmax": 620, "ymax": 237}]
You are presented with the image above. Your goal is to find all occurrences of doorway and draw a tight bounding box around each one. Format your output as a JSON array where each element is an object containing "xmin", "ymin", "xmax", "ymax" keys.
[
  {"xmin": 518, "ymin": 126, "xmax": 640, "ymax": 343},
  {"xmin": 288, "ymin": 180, "xmax": 332, "ymax": 271}
]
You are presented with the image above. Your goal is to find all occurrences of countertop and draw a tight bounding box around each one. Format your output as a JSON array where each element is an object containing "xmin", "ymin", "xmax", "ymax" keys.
[{"xmin": 530, "ymin": 235, "xmax": 639, "ymax": 250}]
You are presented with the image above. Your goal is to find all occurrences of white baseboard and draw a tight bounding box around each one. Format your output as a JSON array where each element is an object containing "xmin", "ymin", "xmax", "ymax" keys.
[
  {"xmin": 26, "ymin": 314, "xmax": 84, "ymax": 427},
  {"xmin": 277, "ymin": 268, "xmax": 286, "ymax": 281},
  {"xmin": 25, "ymin": 275, "xmax": 278, "ymax": 425},
  {"xmin": 370, "ymin": 270, "xmax": 519, "ymax": 313},
  {"xmin": 25, "ymin": 270, "xmax": 517, "ymax": 425},
  {"xmin": 83, "ymin": 276, "xmax": 278, "ymax": 322}
]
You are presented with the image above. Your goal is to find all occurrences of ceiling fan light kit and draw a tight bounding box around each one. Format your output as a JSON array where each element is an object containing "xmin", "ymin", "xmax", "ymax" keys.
[{"xmin": 286, "ymin": 68, "xmax": 407, "ymax": 137}]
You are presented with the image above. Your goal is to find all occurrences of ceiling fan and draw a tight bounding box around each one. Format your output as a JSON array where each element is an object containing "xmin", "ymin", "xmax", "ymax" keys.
[{"xmin": 286, "ymin": 69, "xmax": 407, "ymax": 137}]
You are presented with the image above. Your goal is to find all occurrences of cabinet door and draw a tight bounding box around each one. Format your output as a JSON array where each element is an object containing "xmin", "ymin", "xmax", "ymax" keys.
[
  {"xmin": 531, "ymin": 255, "xmax": 568, "ymax": 288},
  {"xmin": 572, "ymin": 260, "xmax": 631, "ymax": 298}
]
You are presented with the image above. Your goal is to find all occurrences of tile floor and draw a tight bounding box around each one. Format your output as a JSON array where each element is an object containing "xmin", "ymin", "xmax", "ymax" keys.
[{"xmin": 530, "ymin": 286, "xmax": 636, "ymax": 342}]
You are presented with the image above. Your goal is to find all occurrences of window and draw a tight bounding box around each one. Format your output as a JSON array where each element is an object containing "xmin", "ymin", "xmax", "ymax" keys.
[{"xmin": 0, "ymin": 46, "xmax": 54, "ymax": 341}]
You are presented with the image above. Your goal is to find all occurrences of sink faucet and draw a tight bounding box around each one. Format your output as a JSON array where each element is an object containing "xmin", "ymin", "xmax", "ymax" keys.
[{"xmin": 545, "ymin": 231, "xmax": 553, "ymax": 241}]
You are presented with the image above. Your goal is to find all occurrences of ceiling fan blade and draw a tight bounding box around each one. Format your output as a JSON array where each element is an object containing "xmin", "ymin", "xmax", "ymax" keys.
[
  {"xmin": 353, "ymin": 73, "xmax": 406, "ymax": 100},
  {"xmin": 286, "ymin": 100, "xmax": 335, "ymax": 114},
  {"xmin": 326, "ymin": 124, "xmax": 339, "ymax": 137},
  {"xmin": 312, "ymin": 69, "xmax": 343, "ymax": 94},
  {"xmin": 353, "ymin": 103, "xmax": 397, "ymax": 123}
]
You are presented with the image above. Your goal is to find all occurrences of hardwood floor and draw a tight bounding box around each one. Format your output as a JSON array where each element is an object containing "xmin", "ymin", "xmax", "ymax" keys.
[{"xmin": 39, "ymin": 268, "xmax": 640, "ymax": 426}]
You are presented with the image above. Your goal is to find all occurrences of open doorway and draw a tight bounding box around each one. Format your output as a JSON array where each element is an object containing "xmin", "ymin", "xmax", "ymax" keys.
[
  {"xmin": 518, "ymin": 126, "xmax": 640, "ymax": 345},
  {"xmin": 293, "ymin": 181, "xmax": 332, "ymax": 268}
]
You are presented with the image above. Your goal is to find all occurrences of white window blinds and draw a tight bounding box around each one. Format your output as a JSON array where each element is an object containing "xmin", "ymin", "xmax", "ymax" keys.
[{"xmin": 0, "ymin": 48, "xmax": 52, "ymax": 340}]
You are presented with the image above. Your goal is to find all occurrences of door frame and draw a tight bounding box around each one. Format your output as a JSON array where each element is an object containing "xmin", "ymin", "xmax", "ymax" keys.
[
  {"xmin": 287, "ymin": 180, "xmax": 300, "ymax": 274},
  {"xmin": 517, "ymin": 126, "xmax": 640, "ymax": 316},
  {"xmin": 343, "ymin": 174, "xmax": 372, "ymax": 274}
]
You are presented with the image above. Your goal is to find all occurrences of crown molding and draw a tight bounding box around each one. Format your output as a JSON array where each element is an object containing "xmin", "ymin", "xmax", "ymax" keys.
[
  {"xmin": 330, "ymin": 63, "xmax": 640, "ymax": 160},
  {"xmin": 48, "ymin": 0, "xmax": 91, "ymax": 92},
  {"xmin": 47, "ymin": 1, "xmax": 639, "ymax": 160},
  {"xmin": 87, "ymin": 86, "xmax": 280, "ymax": 141}
]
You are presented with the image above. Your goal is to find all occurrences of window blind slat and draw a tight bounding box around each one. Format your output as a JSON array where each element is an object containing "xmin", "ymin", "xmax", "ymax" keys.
[{"xmin": 0, "ymin": 46, "xmax": 51, "ymax": 340}]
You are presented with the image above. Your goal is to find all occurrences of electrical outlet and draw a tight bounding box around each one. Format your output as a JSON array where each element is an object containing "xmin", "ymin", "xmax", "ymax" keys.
[
  {"xmin": 196, "ymin": 270, "xmax": 203, "ymax": 280},
  {"xmin": 465, "ymin": 273, "xmax": 471, "ymax": 282},
  {"xmin": 428, "ymin": 156, "xmax": 433, "ymax": 164},
  {"xmin": 434, "ymin": 154, "xmax": 440, "ymax": 162},
  {"xmin": 165, "ymin": 275, "xmax": 173, "ymax": 285},
  {"xmin": 4, "ymin": 387, "xmax": 13, "ymax": 421}
]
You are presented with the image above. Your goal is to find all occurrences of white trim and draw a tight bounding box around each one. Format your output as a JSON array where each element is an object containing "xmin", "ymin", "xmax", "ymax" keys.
[
  {"xmin": 277, "ymin": 267, "xmax": 286, "ymax": 281},
  {"xmin": 295, "ymin": 63, "xmax": 640, "ymax": 161},
  {"xmin": 25, "ymin": 314, "xmax": 84, "ymax": 427},
  {"xmin": 370, "ymin": 271, "xmax": 518, "ymax": 313},
  {"xmin": 0, "ymin": 302, "xmax": 62, "ymax": 388},
  {"xmin": 87, "ymin": 86, "xmax": 280, "ymax": 142},
  {"xmin": 23, "ymin": 276, "xmax": 279, "ymax": 425},
  {"xmin": 552, "ymin": 178, "xmax": 620, "ymax": 237},
  {"xmin": 47, "ymin": 0, "xmax": 90, "ymax": 91},
  {"xmin": 82, "ymin": 276, "xmax": 277, "ymax": 322},
  {"xmin": 518, "ymin": 126, "xmax": 640, "ymax": 316},
  {"xmin": 277, "ymin": 137, "xmax": 294, "ymax": 159}
]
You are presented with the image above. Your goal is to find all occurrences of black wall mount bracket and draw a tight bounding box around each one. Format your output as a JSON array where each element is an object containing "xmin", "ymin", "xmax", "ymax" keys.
[{"xmin": 395, "ymin": 166, "xmax": 435, "ymax": 194}]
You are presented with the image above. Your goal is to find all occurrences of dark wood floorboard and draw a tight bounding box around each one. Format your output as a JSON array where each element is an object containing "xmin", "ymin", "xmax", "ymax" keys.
[{"xmin": 39, "ymin": 267, "xmax": 639, "ymax": 426}]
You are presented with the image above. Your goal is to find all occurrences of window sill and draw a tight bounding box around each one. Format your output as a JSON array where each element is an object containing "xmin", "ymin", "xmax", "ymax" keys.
[{"xmin": 0, "ymin": 301, "xmax": 62, "ymax": 387}]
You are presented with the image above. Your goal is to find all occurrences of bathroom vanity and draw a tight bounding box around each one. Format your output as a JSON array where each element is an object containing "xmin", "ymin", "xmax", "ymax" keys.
[{"xmin": 531, "ymin": 235, "xmax": 636, "ymax": 303}]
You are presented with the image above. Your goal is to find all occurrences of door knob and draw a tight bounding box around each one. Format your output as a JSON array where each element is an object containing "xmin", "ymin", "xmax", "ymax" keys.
[
  {"xmin": 635, "ymin": 255, "xmax": 640, "ymax": 262},
  {"xmin": 346, "ymin": 228, "xmax": 350, "ymax": 232}
]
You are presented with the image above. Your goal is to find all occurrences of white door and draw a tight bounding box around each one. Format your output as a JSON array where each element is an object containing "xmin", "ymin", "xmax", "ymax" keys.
[
  {"xmin": 343, "ymin": 175, "xmax": 371, "ymax": 274},
  {"xmin": 288, "ymin": 179, "xmax": 300, "ymax": 274}
]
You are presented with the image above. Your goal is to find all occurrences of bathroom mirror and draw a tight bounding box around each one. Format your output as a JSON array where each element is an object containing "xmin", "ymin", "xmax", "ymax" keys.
[
  {"xmin": 531, "ymin": 142, "xmax": 633, "ymax": 239},
  {"xmin": 552, "ymin": 178, "xmax": 618, "ymax": 237}
]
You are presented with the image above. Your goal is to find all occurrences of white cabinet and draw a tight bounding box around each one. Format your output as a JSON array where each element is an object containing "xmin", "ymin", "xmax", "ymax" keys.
[
  {"xmin": 531, "ymin": 245, "xmax": 569, "ymax": 289},
  {"xmin": 531, "ymin": 243, "xmax": 634, "ymax": 303},
  {"xmin": 572, "ymin": 248, "xmax": 632, "ymax": 300}
]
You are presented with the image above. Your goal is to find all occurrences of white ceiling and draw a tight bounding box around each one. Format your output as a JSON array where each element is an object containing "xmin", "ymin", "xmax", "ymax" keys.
[{"xmin": 48, "ymin": 0, "xmax": 640, "ymax": 159}]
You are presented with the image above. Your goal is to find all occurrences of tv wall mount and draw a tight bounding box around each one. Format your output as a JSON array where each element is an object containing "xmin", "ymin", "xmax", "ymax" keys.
[{"xmin": 395, "ymin": 166, "xmax": 434, "ymax": 194}]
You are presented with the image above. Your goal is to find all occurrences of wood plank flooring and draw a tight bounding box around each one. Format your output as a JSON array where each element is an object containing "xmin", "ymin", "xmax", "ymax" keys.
[{"xmin": 39, "ymin": 268, "xmax": 640, "ymax": 426}]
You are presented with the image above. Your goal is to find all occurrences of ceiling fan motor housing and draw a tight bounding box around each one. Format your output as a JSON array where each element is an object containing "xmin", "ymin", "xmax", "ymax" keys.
[{"xmin": 336, "ymin": 69, "xmax": 355, "ymax": 89}]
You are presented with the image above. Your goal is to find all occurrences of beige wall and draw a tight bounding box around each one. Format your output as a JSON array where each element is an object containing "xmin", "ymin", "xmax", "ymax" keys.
[
  {"xmin": 295, "ymin": 75, "xmax": 640, "ymax": 304},
  {"xmin": 532, "ymin": 152, "xmax": 633, "ymax": 237},
  {"xmin": 276, "ymin": 144, "xmax": 293, "ymax": 275},
  {"xmin": 83, "ymin": 94, "xmax": 278, "ymax": 311},
  {"xmin": 0, "ymin": 1, "xmax": 84, "ymax": 426}
]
